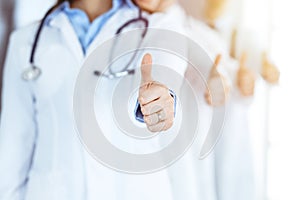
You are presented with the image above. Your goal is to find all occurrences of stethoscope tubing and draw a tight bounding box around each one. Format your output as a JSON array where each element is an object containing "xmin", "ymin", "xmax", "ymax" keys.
[
  {"xmin": 24, "ymin": 2, "xmax": 148, "ymax": 81},
  {"xmin": 30, "ymin": 5, "xmax": 57, "ymax": 66}
]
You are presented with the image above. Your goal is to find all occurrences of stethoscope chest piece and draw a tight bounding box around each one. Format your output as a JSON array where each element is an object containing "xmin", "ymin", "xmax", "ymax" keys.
[{"xmin": 22, "ymin": 65, "xmax": 42, "ymax": 81}]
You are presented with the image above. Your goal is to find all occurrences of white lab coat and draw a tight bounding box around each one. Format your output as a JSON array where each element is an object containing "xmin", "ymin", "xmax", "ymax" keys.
[
  {"xmin": 0, "ymin": 3, "xmax": 213, "ymax": 200},
  {"xmin": 148, "ymin": 5, "xmax": 219, "ymax": 200},
  {"xmin": 150, "ymin": 4, "xmax": 255, "ymax": 200},
  {"xmin": 184, "ymin": 8, "xmax": 256, "ymax": 200}
]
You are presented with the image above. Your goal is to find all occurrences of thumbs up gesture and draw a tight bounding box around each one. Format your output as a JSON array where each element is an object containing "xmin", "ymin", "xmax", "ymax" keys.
[
  {"xmin": 261, "ymin": 52, "xmax": 280, "ymax": 84},
  {"xmin": 138, "ymin": 53, "xmax": 175, "ymax": 132},
  {"xmin": 205, "ymin": 54, "xmax": 230, "ymax": 106},
  {"xmin": 236, "ymin": 52, "xmax": 255, "ymax": 96}
]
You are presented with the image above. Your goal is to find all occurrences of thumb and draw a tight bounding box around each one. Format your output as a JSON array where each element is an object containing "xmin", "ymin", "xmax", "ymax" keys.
[
  {"xmin": 140, "ymin": 53, "xmax": 153, "ymax": 84},
  {"xmin": 212, "ymin": 54, "xmax": 222, "ymax": 71},
  {"xmin": 210, "ymin": 54, "xmax": 222, "ymax": 77},
  {"xmin": 239, "ymin": 52, "xmax": 247, "ymax": 69}
]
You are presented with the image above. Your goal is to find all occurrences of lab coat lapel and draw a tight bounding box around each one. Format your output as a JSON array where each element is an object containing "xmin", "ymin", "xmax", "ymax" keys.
[
  {"xmin": 50, "ymin": 13, "xmax": 85, "ymax": 63},
  {"xmin": 86, "ymin": 7, "xmax": 138, "ymax": 56},
  {"xmin": 49, "ymin": 8, "xmax": 139, "ymax": 61}
]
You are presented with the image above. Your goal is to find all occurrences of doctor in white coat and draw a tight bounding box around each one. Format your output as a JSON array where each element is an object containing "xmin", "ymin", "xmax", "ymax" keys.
[
  {"xmin": 144, "ymin": 1, "xmax": 256, "ymax": 200},
  {"xmin": 0, "ymin": 0, "xmax": 188, "ymax": 199}
]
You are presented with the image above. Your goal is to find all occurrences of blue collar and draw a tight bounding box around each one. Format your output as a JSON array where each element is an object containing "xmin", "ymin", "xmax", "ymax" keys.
[{"xmin": 45, "ymin": 0, "xmax": 137, "ymax": 25}]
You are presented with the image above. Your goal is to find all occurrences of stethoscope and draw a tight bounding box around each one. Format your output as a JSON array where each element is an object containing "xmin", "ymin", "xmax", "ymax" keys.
[{"xmin": 22, "ymin": 3, "xmax": 149, "ymax": 81}]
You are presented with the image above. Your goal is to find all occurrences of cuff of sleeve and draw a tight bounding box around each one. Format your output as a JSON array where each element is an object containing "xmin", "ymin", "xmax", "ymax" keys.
[{"xmin": 134, "ymin": 90, "xmax": 177, "ymax": 123}]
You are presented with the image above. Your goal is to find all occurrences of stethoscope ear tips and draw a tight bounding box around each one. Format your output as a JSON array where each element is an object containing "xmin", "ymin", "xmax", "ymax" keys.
[{"xmin": 22, "ymin": 65, "xmax": 42, "ymax": 81}]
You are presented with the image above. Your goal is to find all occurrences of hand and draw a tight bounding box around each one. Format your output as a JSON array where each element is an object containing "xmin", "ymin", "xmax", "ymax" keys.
[
  {"xmin": 237, "ymin": 52, "xmax": 255, "ymax": 96},
  {"xmin": 261, "ymin": 52, "xmax": 280, "ymax": 84},
  {"xmin": 205, "ymin": 54, "xmax": 230, "ymax": 106},
  {"xmin": 138, "ymin": 53, "xmax": 175, "ymax": 133}
]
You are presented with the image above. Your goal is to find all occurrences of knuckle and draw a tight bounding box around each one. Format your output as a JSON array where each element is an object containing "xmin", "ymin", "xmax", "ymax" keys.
[
  {"xmin": 142, "ymin": 107, "xmax": 151, "ymax": 116},
  {"xmin": 164, "ymin": 92, "xmax": 173, "ymax": 99},
  {"xmin": 154, "ymin": 85, "xmax": 165, "ymax": 93},
  {"xmin": 141, "ymin": 107, "xmax": 146, "ymax": 115},
  {"xmin": 148, "ymin": 126, "xmax": 157, "ymax": 133},
  {"xmin": 143, "ymin": 116, "xmax": 150, "ymax": 124},
  {"xmin": 160, "ymin": 97, "xmax": 171, "ymax": 107},
  {"xmin": 161, "ymin": 87, "xmax": 169, "ymax": 94},
  {"xmin": 138, "ymin": 96, "xmax": 145, "ymax": 104}
]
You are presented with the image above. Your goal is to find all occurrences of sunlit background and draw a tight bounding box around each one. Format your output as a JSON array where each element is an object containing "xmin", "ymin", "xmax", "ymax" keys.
[{"xmin": 0, "ymin": 0, "xmax": 299, "ymax": 199}]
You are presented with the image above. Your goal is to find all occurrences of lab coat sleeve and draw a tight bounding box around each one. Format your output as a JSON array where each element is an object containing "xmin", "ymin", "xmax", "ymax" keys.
[{"xmin": 0, "ymin": 32, "xmax": 37, "ymax": 199}]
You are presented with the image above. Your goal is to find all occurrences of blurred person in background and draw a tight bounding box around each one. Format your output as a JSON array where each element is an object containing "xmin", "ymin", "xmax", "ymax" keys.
[{"xmin": 136, "ymin": 1, "xmax": 258, "ymax": 200}]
